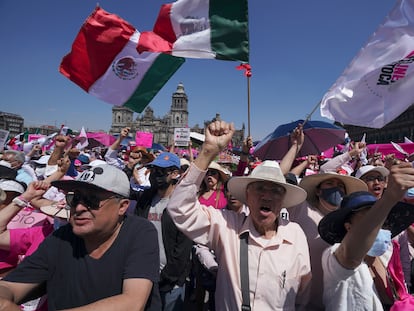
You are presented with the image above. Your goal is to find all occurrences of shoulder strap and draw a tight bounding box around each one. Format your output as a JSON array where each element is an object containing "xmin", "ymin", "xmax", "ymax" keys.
[{"xmin": 240, "ymin": 231, "xmax": 251, "ymax": 311}]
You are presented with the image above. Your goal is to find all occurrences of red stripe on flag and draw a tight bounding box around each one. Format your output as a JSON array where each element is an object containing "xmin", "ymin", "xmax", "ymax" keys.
[
  {"xmin": 59, "ymin": 7, "xmax": 135, "ymax": 92},
  {"xmin": 153, "ymin": 4, "xmax": 177, "ymax": 44},
  {"xmin": 137, "ymin": 31, "xmax": 173, "ymax": 54}
]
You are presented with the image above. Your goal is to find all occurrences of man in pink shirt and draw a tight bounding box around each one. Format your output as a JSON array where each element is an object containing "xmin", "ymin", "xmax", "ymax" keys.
[{"xmin": 167, "ymin": 120, "xmax": 311, "ymax": 310}]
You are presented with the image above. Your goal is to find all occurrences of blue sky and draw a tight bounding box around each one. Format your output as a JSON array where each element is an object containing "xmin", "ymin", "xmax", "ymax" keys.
[{"xmin": 0, "ymin": 0, "xmax": 396, "ymax": 141}]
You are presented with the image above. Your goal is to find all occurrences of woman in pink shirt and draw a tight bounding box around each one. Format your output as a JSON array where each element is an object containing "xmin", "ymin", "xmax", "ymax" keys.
[{"xmin": 198, "ymin": 161, "xmax": 230, "ymax": 209}]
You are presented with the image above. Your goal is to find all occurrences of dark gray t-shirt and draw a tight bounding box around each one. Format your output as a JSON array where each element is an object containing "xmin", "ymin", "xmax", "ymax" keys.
[{"xmin": 5, "ymin": 215, "xmax": 161, "ymax": 311}]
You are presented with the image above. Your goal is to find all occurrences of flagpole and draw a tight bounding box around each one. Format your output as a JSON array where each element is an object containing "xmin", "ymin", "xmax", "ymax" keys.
[
  {"xmin": 303, "ymin": 100, "xmax": 321, "ymax": 127},
  {"xmin": 236, "ymin": 63, "xmax": 252, "ymax": 138},
  {"xmin": 247, "ymin": 75, "xmax": 251, "ymax": 137}
]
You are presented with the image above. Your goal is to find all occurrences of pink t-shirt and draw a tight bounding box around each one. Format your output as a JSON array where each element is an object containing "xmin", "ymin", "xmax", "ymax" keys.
[
  {"xmin": 0, "ymin": 222, "xmax": 53, "ymax": 270},
  {"xmin": 7, "ymin": 207, "xmax": 53, "ymax": 230},
  {"xmin": 198, "ymin": 186, "xmax": 227, "ymax": 209}
]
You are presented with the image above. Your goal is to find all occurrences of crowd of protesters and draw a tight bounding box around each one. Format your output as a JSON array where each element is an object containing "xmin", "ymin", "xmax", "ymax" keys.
[{"xmin": 0, "ymin": 120, "xmax": 414, "ymax": 310}]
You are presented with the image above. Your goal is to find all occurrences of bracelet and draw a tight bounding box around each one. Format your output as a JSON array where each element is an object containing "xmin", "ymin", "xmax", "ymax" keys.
[{"xmin": 12, "ymin": 196, "xmax": 29, "ymax": 208}]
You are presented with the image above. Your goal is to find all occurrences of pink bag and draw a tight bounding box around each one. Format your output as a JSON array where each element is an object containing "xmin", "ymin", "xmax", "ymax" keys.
[{"xmin": 387, "ymin": 241, "xmax": 414, "ymax": 311}]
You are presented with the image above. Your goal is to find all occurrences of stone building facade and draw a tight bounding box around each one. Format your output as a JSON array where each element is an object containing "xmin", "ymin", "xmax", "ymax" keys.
[
  {"xmin": 109, "ymin": 82, "xmax": 245, "ymax": 148},
  {"xmin": 0, "ymin": 111, "xmax": 24, "ymax": 137},
  {"xmin": 341, "ymin": 105, "xmax": 414, "ymax": 144}
]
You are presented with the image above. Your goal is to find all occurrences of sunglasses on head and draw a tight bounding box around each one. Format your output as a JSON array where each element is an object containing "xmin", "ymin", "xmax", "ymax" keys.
[{"xmin": 66, "ymin": 190, "xmax": 120, "ymax": 210}]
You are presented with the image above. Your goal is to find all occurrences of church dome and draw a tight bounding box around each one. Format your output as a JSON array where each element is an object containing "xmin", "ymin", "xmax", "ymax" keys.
[{"xmin": 175, "ymin": 82, "xmax": 185, "ymax": 94}]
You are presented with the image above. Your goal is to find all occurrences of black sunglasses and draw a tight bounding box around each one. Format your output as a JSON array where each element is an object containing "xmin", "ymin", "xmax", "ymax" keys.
[
  {"xmin": 66, "ymin": 191, "xmax": 120, "ymax": 210},
  {"xmin": 206, "ymin": 169, "xmax": 219, "ymax": 176},
  {"xmin": 362, "ymin": 175, "xmax": 386, "ymax": 182},
  {"xmin": 150, "ymin": 167, "xmax": 175, "ymax": 175}
]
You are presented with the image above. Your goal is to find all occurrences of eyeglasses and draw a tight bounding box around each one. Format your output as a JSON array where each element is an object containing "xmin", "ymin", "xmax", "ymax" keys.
[
  {"xmin": 66, "ymin": 191, "xmax": 120, "ymax": 210},
  {"xmin": 362, "ymin": 175, "xmax": 386, "ymax": 183},
  {"xmin": 206, "ymin": 169, "xmax": 219, "ymax": 176}
]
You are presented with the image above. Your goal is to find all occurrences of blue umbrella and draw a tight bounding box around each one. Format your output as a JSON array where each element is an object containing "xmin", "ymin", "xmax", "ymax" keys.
[
  {"xmin": 151, "ymin": 143, "xmax": 166, "ymax": 151},
  {"xmin": 254, "ymin": 120, "xmax": 346, "ymax": 160}
]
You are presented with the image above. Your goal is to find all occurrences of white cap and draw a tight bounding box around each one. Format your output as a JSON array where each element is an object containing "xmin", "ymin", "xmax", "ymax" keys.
[
  {"xmin": 355, "ymin": 165, "xmax": 389, "ymax": 179},
  {"xmin": 33, "ymin": 155, "xmax": 50, "ymax": 165},
  {"xmin": 51, "ymin": 164, "xmax": 130, "ymax": 197},
  {"xmin": 0, "ymin": 179, "xmax": 25, "ymax": 194}
]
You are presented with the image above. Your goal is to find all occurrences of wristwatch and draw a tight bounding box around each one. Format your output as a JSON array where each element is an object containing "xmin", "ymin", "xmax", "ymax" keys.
[{"xmin": 12, "ymin": 196, "xmax": 29, "ymax": 208}]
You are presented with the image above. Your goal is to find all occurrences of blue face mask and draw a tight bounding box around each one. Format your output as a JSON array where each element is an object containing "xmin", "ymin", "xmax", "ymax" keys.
[
  {"xmin": 405, "ymin": 187, "xmax": 414, "ymax": 199},
  {"xmin": 367, "ymin": 229, "xmax": 392, "ymax": 257},
  {"xmin": 320, "ymin": 187, "xmax": 344, "ymax": 206}
]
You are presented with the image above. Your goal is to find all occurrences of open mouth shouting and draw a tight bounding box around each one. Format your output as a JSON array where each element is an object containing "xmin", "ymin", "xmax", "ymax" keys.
[{"xmin": 260, "ymin": 205, "xmax": 273, "ymax": 216}]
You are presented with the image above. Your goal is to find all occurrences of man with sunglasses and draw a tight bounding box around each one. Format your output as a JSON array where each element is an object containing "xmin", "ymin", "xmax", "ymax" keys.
[
  {"xmin": 0, "ymin": 164, "xmax": 161, "ymax": 311},
  {"xmin": 134, "ymin": 152, "xmax": 193, "ymax": 311},
  {"xmin": 355, "ymin": 165, "xmax": 389, "ymax": 200}
]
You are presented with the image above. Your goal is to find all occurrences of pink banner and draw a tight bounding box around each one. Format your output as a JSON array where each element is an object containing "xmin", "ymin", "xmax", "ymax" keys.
[
  {"xmin": 322, "ymin": 143, "xmax": 414, "ymax": 160},
  {"xmin": 8, "ymin": 208, "xmax": 52, "ymax": 230},
  {"xmin": 135, "ymin": 131, "xmax": 153, "ymax": 148},
  {"xmin": 28, "ymin": 134, "xmax": 45, "ymax": 142},
  {"xmin": 367, "ymin": 143, "xmax": 414, "ymax": 159},
  {"xmin": 86, "ymin": 132, "xmax": 116, "ymax": 147}
]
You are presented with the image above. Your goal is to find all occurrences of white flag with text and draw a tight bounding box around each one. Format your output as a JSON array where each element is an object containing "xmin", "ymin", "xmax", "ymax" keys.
[{"xmin": 320, "ymin": 0, "xmax": 414, "ymax": 128}]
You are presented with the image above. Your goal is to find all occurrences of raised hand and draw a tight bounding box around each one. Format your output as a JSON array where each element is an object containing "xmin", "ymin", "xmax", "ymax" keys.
[
  {"xmin": 385, "ymin": 162, "xmax": 414, "ymax": 202},
  {"xmin": 203, "ymin": 120, "xmax": 235, "ymax": 155},
  {"xmin": 290, "ymin": 124, "xmax": 304, "ymax": 148},
  {"xmin": 195, "ymin": 120, "xmax": 235, "ymax": 169},
  {"xmin": 120, "ymin": 127, "xmax": 130, "ymax": 139},
  {"xmin": 54, "ymin": 135, "xmax": 70, "ymax": 149},
  {"xmin": 21, "ymin": 181, "xmax": 50, "ymax": 202}
]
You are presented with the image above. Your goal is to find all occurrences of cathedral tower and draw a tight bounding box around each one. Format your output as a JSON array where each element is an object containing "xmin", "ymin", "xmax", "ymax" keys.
[
  {"xmin": 110, "ymin": 107, "xmax": 134, "ymax": 135},
  {"xmin": 169, "ymin": 82, "xmax": 188, "ymax": 128}
]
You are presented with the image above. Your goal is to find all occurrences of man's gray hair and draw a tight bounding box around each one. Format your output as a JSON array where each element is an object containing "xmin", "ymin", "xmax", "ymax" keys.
[{"xmin": 4, "ymin": 150, "xmax": 25, "ymax": 164}]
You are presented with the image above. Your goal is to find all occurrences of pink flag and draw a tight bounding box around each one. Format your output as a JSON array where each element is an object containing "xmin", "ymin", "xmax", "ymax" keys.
[
  {"xmin": 76, "ymin": 127, "xmax": 89, "ymax": 150},
  {"xmin": 28, "ymin": 134, "xmax": 45, "ymax": 143}
]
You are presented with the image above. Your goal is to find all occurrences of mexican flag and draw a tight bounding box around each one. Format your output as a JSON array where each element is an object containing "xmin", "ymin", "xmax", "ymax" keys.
[
  {"xmin": 60, "ymin": 6, "xmax": 185, "ymax": 113},
  {"xmin": 137, "ymin": 0, "xmax": 249, "ymax": 62}
]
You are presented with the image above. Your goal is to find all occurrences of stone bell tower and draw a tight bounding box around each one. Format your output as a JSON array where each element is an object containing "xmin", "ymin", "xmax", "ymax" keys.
[
  {"xmin": 169, "ymin": 82, "xmax": 189, "ymax": 128},
  {"xmin": 109, "ymin": 107, "xmax": 134, "ymax": 135}
]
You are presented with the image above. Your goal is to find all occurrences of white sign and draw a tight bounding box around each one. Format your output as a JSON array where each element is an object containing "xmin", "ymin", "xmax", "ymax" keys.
[
  {"xmin": 0, "ymin": 129, "xmax": 9, "ymax": 151},
  {"xmin": 174, "ymin": 128, "xmax": 190, "ymax": 146},
  {"xmin": 190, "ymin": 131, "xmax": 205, "ymax": 143}
]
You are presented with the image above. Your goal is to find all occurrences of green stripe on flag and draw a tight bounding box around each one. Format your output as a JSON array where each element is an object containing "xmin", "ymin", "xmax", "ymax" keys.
[
  {"xmin": 124, "ymin": 54, "xmax": 185, "ymax": 113},
  {"xmin": 209, "ymin": 0, "xmax": 249, "ymax": 62}
]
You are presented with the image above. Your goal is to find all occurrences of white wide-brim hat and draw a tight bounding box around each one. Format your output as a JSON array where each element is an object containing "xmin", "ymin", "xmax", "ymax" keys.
[
  {"xmin": 299, "ymin": 172, "xmax": 368, "ymax": 204},
  {"xmin": 208, "ymin": 161, "xmax": 231, "ymax": 181},
  {"xmin": 228, "ymin": 160, "xmax": 307, "ymax": 208}
]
